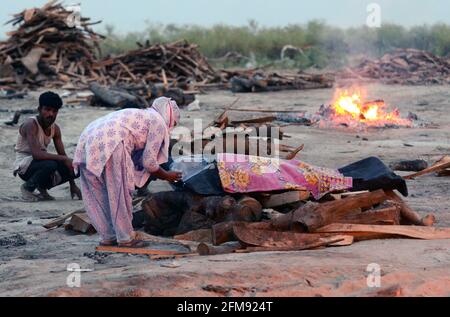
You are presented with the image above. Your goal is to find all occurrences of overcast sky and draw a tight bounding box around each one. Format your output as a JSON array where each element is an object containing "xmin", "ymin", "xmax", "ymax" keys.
[{"xmin": 1, "ymin": 0, "xmax": 450, "ymax": 37}]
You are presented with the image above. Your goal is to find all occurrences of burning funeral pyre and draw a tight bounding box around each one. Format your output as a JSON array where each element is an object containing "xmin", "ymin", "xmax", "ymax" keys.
[{"xmin": 315, "ymin": 89, "xmax": 415, "ymax": 129}]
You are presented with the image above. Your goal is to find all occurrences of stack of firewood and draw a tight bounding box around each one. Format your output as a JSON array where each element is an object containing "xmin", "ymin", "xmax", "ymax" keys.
[
  {"xmin": 340, "ymin": 49, "xmax": 450, "ymax": 85},
  {"xmin": 173, "ymin": 188, "xmax": 446, "ymax": 256},
  {"xmin": 0, "ymin": 0, "xmax": 105, "ymax": 89},
  {"xmin": 97, "ymin": 40, "xmax": 217, "ymax": 88},
  {"xmin": 206, "ymin": 68, "xmax": 335, "ymax": 92}
]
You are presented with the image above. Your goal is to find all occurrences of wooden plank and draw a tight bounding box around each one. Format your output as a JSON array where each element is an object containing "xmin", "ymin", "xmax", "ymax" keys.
[
  {"xmin": 235, "ymin": 237, "xmax": 345, "ymax": 254},
  {"xmin": 315, "ymin": 224, "xmax": 450, "ymax": 240},
  {"xmin": 232, "ymin": 223, "xmax": 353, "ymax": 248},
  {"xmin": 96, "ymin": 246, "xmax": 189, "ymax": 256}
]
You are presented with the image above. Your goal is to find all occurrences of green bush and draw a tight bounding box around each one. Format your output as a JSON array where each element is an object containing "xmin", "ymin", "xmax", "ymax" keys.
[{"xmin": 98, "ymin": 21, "xmax": 450, "ymax": 70}]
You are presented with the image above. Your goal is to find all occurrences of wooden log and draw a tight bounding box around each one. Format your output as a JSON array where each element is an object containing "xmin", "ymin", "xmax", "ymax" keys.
[
  {"xmin": 339, "ymin": 206, "xmax": 401, "ymax": 225},
  {"xmin": 174, "ymin": 229, "xmax": 212, "ymax": 243},
  {"xmin": 293, "ymin": 190, "xmax": 389, "ymax": 232},
  {"xmin": 315, "ymin": 224, "xmax": 450, "ymax": 240},
  {"xmin": 384, "ymin": 190, "xmax": 434, "ymax": 226},
  {"xmin": 197, "ymin": 242, "xmax": 243, "ymax": 256},
  {"xmin": 89, "ymin": 82, "xmax": 138, "ymax": 107},
  {"xmin": 235, "ymin": 196, "xmax": 262, "ymax": 222}
]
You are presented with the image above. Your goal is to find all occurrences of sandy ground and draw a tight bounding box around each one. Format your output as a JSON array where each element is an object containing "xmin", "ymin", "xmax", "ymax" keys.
[{"xmin": 0, "ymin": 83, "xmax": 449, "ymax": 297}]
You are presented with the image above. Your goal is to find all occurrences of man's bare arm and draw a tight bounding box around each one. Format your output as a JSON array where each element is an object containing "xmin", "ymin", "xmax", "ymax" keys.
[
  {"xmin": 22, "ymin": 120, "xmax": 68, "ymax": 162},
  {"xmin": 52, "ymin": 124, "xmax": 77, "ymax": 180},
  {"xmin": 53, "ymin": 125, "xmax": 68, "ymax": 157}
]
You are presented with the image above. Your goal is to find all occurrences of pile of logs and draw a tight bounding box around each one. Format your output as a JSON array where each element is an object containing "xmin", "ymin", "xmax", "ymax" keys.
[
  {"xmin": 340, "ymin": 49, "xmax": 450, "ymax": 85},
  {"xmin": 182, "ymin": 189, "xmax": 447, "ymax": 256},
  {"xmin": 0, "ymin": 0, "xmax": 105, "ymax": 89},
  {"xmin": 97, "ymin": 40, "xmax": 217, "ymax": 88},
  {"xmin": 211, "ymin": 69, "xmax": 334, "ymax": 93}
]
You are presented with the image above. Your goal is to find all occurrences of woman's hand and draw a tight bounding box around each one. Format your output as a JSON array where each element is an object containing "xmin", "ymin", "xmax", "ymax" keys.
[
  {"xmin": 164, "ymin": 171, "xmax": 183, "ymax": 183},
  {"xmin": 152, "ymin": 168, "xmax": 183, "ymax": 183}
]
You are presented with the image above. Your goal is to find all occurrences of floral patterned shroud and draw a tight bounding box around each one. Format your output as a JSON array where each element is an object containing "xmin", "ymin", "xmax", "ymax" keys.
[{"xmin": 217, "ymin": 153, "xmax": 353, "ymax": 199}]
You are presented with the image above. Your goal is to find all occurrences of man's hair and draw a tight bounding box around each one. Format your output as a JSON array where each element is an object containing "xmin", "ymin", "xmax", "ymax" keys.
[{"xmin": 39, "ymin": 91, "xmax": 63, "ymax": 110}]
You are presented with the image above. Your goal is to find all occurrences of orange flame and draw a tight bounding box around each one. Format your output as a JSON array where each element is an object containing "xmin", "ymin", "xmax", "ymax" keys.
[{"xmin": 331, "ymin": 89, "xmax": 411, "ymax": 127}]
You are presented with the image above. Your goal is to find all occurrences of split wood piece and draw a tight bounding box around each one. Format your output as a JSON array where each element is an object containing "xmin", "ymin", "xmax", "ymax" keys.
[
  {"xmin": 339, "ymin": 206, "xmax": 401, "ymax": 225},
  {"xmin": 66, "ymin": 213, "xmax": 96, "ymax": 234},
  {"xmin": 315, "ymin": 224, "xmax": 450, "ymax": 240},
  {"xmin": 258, "ymin": 190, "xmax": 310, "ymax": 208},
  {"xmin": 384, "ymin": 190, "xmax": 435, "ymax": 226},
  {"xmin": 43, "ymin": 209, "xmax": 85, "ymax": 229},
  {"xmin": 96, "ymin": 246, "xmax": 189, "ymax": 256},
  {"xmin": 197, "ymin": 242, "xmax": 243, "ymax": 256},
  {"xmin": 403, "ymin": 156, "xmax": 450, "ymax": 179},
  {"xmin": 284, "ymin": 144, "xmax": 305, "ymax": 160},
  {"xmin": 21, "ymin": 47, "xmax": 45, "ymax": 75},
  {"xmin": 174, "ymin": 229, "xmax": 213, "ymax": 243},
  {"xmin": 292, "ymin": 190, "xmax": 389, "ymax": 232},
  {"xmin": 232, "ymin": 224, "xmax": 353, "ymax": 248},
  {"xmin": 235, "ymin": 237, "xmax": 345, "ymax": 254}
]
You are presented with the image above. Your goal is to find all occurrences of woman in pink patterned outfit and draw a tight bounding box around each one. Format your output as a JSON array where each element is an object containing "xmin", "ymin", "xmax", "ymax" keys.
[{"xmin": 73, "ymin": 97, "xmax": 181, "ymax": 248}]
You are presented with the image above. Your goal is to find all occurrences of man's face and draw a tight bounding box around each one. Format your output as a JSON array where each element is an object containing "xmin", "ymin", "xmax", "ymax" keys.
[{"xmin": 38, "ymin": 106, "xmax": 59, "ymax": 126}]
